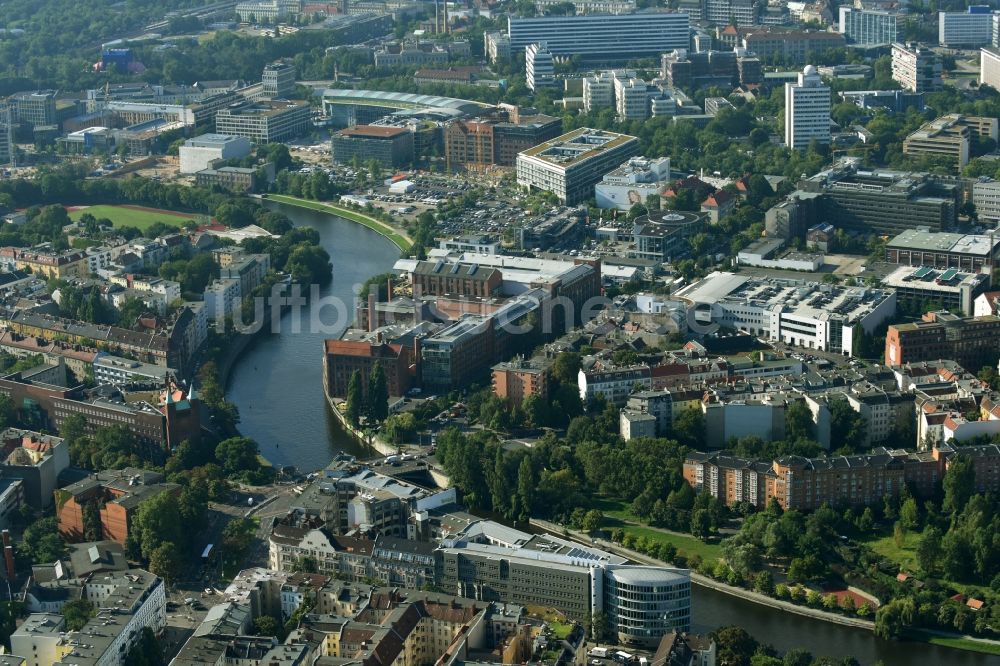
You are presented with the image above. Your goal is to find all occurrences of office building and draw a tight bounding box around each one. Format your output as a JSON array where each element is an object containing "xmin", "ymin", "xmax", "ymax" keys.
[
  {"xmin": 262, "ymin": 61, "xmax": 296, "ymax": 98},
  {"xmin": 195, "ymin": 165, "xmax": 264, "ymax": 193},
  {"xmin": 838, "ymin": 7, "xmax": 897, "ymax": 46},
  {"xmin": 9, "ymin": 90, "xmax": 57, "ymax": 127},
  {"xmin": 885, "ymin": 311, "xmax": 1000, "ymax": 369},
  {"xmin": 784, "ymin": 65, "xmax": 831, "ymax": 150},
  {"xmin": 892, "ymin": 43, "xmax": 942, "ymax": 93},
  {"xmin": 903, "ymin": 114, "xmax": 999, "ymax": 169},
  {"xmin": 516, "ymin": 127, "xmax": 640, "ymax": 204},
  {"xmin": 881, "ymin": 265, "xmax": 990, "ymax": 316},
  {"xmin": 444, "ymin": 106, "xmax": 561, "ymax": 171},
  {"xmin": 939, "ymin": 8, "xmax": 994, "ymax": 47},
  {"xmin": 797, "ymin": 160, "xmax": 960, "ymax": 235},
  {"xmin": 507, "ymin": 11, "xmax": 690, "ymax": 63},
  {"xmin": 840, "ymin": 89, "xmax": 924, "ymax": 114},
  {"xmin": 214, "ymin": 100, "xmax": 310, "ymax": 144},
  {"xmin": 630, "ymin": 209, "xmax": 704, "ymax": 262},
  {"xmin": 674, "ymin": 271, "xmax": 896, "ymax": 356},
  {"xmin": 705, "ymin": 0, "xmax": 755, "ymax": 25},
  {"xmin": 885, "ymin": 229, "xmax": 1000, "ymax": 272},
  {"xmin": 973, "ymin": 178, "xmax": 1000, "ymax": 222},
  {"xmin": 661, "ymin": 49, "xmax": 741, "ymax": 89},
  {"xmin": 178, "ymin": 133, "xmax": 252, "ymax": 174},
  {"xmin": 583, "ymin": 70, "xmax": 617, "ymax": 112},
  {"xmin": 437, "ymin": 521, "xmax": 690, "ymax": 647},
  {"xmin": 729, "ymin": 26, "xmax": 845, "ymax": 64},
  {"xmin": 332, "ymin": 125, "xmax": 414, "ymax": 168},
  {"xmin": 982, "ymin": 46, "xmax": 1000, "ymax": 90},
  {"xmin": 525, "ymin": 43, "xmax": 555, "ymax": 91},
  {"xmin": 595, "ymin": 156, "xmax": 671, "ymax": 210},
  {"xmin": 614, "ymin": 75, "xmax": 651, "ymax": 121}
]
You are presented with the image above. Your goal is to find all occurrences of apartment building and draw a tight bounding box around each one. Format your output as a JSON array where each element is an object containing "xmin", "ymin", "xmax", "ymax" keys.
[
  {"xmin": 0, "ymin": 246, "xmax": 88, "ymax": 279},
  {"xmin": 484, "ymin": 31, "xmax": 511, "ymax": 63},
  {"xmin": 578, "ymin": 365, "xmax": 653, "ymax": 406},
  {"xmin": 973, "ymin": 178, "xmax": 1000, "ymax": 222},
  {"xmin": 492, "ymin": 356, "xmax": 552, "ymax": 403},
  {"xmin": 516, "ymin": 128, "xmax": 640, "ymax": 204},
  {"xmin": 525, "ymin": 43, "xmax": 555, "ymax": 91},
  {"xmin": 684, "ymin": 442, "xmax": 1000, "ymax": 510},
  {"xmin": 785, "ymin": 64, "xmax": 831, "ymax": 150},
  {"xmin": 0, "ymin": 429, "xmax": 68, "ymax": 508},
  {"xmin": 892, "ymin": 43, "xmax": 942, "ymax": 93}
]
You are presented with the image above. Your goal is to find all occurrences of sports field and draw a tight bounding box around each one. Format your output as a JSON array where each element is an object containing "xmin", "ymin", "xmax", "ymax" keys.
[{"xmin": 68, "ymin": 205, "xmax": 197, "ymax": 231}]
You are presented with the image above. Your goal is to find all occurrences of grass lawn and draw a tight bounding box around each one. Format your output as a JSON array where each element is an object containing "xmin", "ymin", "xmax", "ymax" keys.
[
  {"xmin": 909, "ymin": 630, "xmax": 1000, "ymax": 656},
  {"xmin": 864, "ymin": 530, "xmax": 922, "ymax": 572},
  {"xmin": 622, "ymin": 525, "xmax": 722, "ymax": 562},
  {"xmin": 264, "ymin": 194, "xmax": 412, "ymax": 251},
  {"xmin": 549, "ymin": 622, "xmax": 573, "ymax": 640},
  {"xmin": 69, "ymin": 204, "xmax": 194, "ymax": 231}
]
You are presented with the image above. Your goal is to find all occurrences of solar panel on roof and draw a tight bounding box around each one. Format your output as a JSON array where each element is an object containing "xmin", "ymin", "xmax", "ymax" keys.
[
  {"xmin": 940, "ymin": 268, "xmax": 958, "ymax": 281},
  {"xmin": 912, "ymin": 267, "xmax": 931, "ymax": 278}
]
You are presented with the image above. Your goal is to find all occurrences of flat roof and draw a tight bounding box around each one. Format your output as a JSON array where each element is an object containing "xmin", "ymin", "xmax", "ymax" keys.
[
  {"xmin": 518, "ymin": 127, "xmax": 638, "ymax": 167},
  {"xmin": 882, "ymin": 265, "xmax": 989, "ymax": 292},
  {"xmin": 337, "ymin": 125, "xmax": 410, "ymax": 138},
  {"xmin": 321, "ymin": 89, "xmax": 488, "ymax": 115},
  {"xmin": 888, "ymin": 229, "xmax": 999, "ymax": 256}
]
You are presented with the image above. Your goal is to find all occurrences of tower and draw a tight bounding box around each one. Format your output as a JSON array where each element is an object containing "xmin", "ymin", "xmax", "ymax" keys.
[{"xmin": 784, "ymin": 64, "xmax": 831, "ymax": 151}]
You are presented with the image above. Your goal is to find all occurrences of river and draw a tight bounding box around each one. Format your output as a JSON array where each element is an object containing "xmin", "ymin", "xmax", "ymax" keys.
[{"xmin": 225, "ymin": 203, "xmax": 993, "ymax": 666}]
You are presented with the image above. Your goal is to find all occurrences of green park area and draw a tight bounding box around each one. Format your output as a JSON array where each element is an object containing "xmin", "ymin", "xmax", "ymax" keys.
[
  {"xmin": 69, "ymin": 205, "xmax": 195, "ymax": 231},
  {"xmin": 264, "ymin": 194, "xmax": 411, "ymax": 252},
  {"xmin": 593, "ymin": 497, "xmax": 722, "ymax": 563}
]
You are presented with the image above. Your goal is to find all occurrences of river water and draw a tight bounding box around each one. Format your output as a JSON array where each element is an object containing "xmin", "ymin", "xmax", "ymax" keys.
[{"xmin": 226, "ymin": 203, "xmax": 993, "ymax": 666}]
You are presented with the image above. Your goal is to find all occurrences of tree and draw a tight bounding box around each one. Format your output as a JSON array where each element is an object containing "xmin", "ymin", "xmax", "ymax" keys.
[
  {"xmin": 19, "ymin": 516, "xmax": 66, "ymax": 563},
  {"xmin": 215, "ymin": 437, "xmax": 261, "ymax": 477},
  {"xmin": 711, "ymin": 626, "xmax": 759, "ymax": 666},
  {"xmin": 917, "ymin": 526, "xmax": 944, "ymax": 575},
  {"xmin": 943, "ymin": 455, "xmax": 975, "ymax": 514},
  {"xmin": 829, "ymin": 398, "xmax": 867, "ymax": 452},
  {"xmin": 129, "ymin": 493, "xmax": 184, "ymax": 559},
  {"xmin": 690, "ymin": 508, "xmax": 712, "ymax": 540},
  {"xmin": 516, "ymin": 456, "xmax": 535, "ymax": 519},
  {"xmin": 148, "ymin": 543, "xmax": 182, "ymax": 583},
  {"xmin": 672, "ymin": 407, "xmax": 705, "ymax": 449},
  {"xmin": 346, "ymin": 370, "xmax": 363, "ymax": 426},
  {"xmin": 582, "ymin": 509, "xmax": 603, "ymax": 533},
  {"xmin": 784, "ymin": 400, "xmax": 814, "ymax": 442},
  {"xmin": 899, "ymin": 497, "xmax": 919, "ymax": 530},
  {"xmin": 62, "ymin": 598, "xmax": 95, "ymax": 631},
  {"xmin": 382, "ymin": 412, "xmax": 416, "ymax": 445},
  {"xmin": 254, "ymin": 615, "xmax": 281, "ymax": 637},
  {"xmin": 551, "ymin": 352, "xmax": 581, "ymax": 385},
  {"xmin": 124, "ymin": 627, "xmax": 164, "ymax": 666},
  {"xmin": 367, "ymin": 363, "xmax": 388, "ymax": 423}
]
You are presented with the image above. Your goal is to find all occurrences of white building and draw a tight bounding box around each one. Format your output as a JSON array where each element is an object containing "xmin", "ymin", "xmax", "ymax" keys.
[
  {"xmin": 784, "ymin": 65, "xmax": 831, "ymax": 150},
  {"xmin": 516, "ymin": 127, "xmax": 640, "ymax": 204},
  {"xmin": 525, "ymin": 43, "xmax": 555, "ymax": 91},
  {"xmin": 179, "ymin": 133, "xmax": 253, "ymax": 174},
  {"xmin": 973, "ymin": 178, "xmax": 1000, "ymax": 222},
  {"xmin": 203, "ymin": 278, "xmax": 242, "ymax": 325},
  {"xmin": 614, "ymin": 75, "xmax": 650, "ymax": 121},
  {"xmin": 674, "ymin": 271, "xmax": 897, "ymax": 356},
  {"xmin": 892, "ymin": 42, "xmax": 941, "ymax": 93},
  {"xmin": 507, "ymin": 11, "xmax": 690, "ymax": 62},
  {"xmin": 939, "ymin": 10, "xmax": 994, "ymax": 48},
  {"xmin": 838, "ymin": 7, "xmax": 897, "ymax": 46},
  {"xmin": 981, "ymin": 46, "xmax": 1000, "ymax": 91},
  {"xmin": 578, "ymin": 365, "xmax": 652, "ymax": 406},
  {"xmin": 583, "ymin": 71, "xmax": 616, "ymax": 112},
  {"xmin": 484, "ymin": 32, "xmax": 511, "ymax": 63},
  {"xmin": 595, "ymin": 156, "xmax": 671, "ymax": 210}
]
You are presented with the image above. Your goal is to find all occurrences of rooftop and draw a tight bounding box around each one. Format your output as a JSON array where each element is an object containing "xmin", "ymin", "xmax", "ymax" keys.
[
  {"xmin": 887, "ymin": 229, "xmax": 1000, "ymax": 256},
  {"xmin": 518, "ymin": 127, "xmax": 638, "ymax": 167}
]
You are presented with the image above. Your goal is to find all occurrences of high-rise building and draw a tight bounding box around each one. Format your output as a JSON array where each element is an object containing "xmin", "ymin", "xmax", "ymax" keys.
[
  {"xmin": 261, "ymin": 62, "xmax": 296, "ymax": 98},
  {"xmin": 582, "ymin": 71, "xmax": 616, "ymax": 112},
  {"xmin": 507, "ymin": 11, "xmax": 690, "ymax": 63},
  {"xmin": 982, "ymin": 46, "xmax": 1000, "ymax": 90},
  {"xmin": 525, "ymin": 43, "xmax": 555, "ymax": 91},
  {"xmin": 704, "ymin": 0, "xmax": 756, "ymax": 25},
  {"xmin": 892, "ymin": 42, "xmax": 942, "ymax": 93},
  {"xmin": 838, "ymin": 7, "xmax": 897, "ymax": 46},
  {"xmin": 614, "ymin": 75, "xmax": 650, "ymax": 121},
  {"xmin": 939, "ymin": 8, "xmax": 994, "ymax": 48},
  {"xmin": 784, "ymin": 65, "xmax": 830, "ymax": 150}
]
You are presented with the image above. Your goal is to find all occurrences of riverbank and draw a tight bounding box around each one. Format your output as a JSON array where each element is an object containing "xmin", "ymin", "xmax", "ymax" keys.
[
  {"xmin": 262, "ymin": 194, "xmax": 412, "ymax": 252},
  {"xmin": 324, "ymin": 392, "xmax": 398, "ymax": 458},
  {"xmin": 530, "ymin": 518, "xmax": 876, "ymax": 632}
]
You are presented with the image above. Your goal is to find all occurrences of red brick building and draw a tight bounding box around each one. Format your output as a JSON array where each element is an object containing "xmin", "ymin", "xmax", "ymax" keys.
[
  {"xmin": 491, "ymin": 357, "xmax": 551, "ymax": 404},
  {"xmin": 410, "ymin": 260, "xmax": 502, "ymax": 299},
  {"xmin": 323, "ymin": 339, "xmax": 414, "ymax": 399},
  {"xmin": 885, "ymin": 312, "xmax": 1000, "ymax": 369}
]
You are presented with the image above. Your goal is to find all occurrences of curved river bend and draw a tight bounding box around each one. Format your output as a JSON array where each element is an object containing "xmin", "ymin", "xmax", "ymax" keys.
[{"xmin": 226, "ymin": 202, "xmax": 993, "ymax": 666}]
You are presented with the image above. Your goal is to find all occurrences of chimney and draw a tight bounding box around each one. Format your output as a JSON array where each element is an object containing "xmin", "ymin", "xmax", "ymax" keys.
[
  {"xmin": 3, "ymin": 544, "xmax": 14, "ymax": 580},
  {"xmin": 387, "ymin": 278, "xmax": 393, "ymax": 302},
  {"xmin": 368, "ymin": 291, "xmax": 377, "ymax": 333}
]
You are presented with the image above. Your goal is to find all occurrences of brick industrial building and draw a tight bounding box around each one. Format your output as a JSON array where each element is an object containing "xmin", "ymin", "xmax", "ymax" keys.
[
  {"xmin": 322, "ymin": 339, "xmax": 415, "ymax": 399},
  {"xmin": 55, "ymin": 468, "xmax": 181, "ymax": 544},
  {"xmin": 444, "ymin": 106, "xmax": 561, "ymax": 171},
  {"xmin": 885, "ymin": 311, "xmax": 1000, "ymax": 369}
]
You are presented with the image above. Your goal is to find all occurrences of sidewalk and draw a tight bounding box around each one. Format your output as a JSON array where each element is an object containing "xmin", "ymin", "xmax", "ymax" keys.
[{"xmin": 531, "ymin": 518, "xmax": 876, "ymax": 632}]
